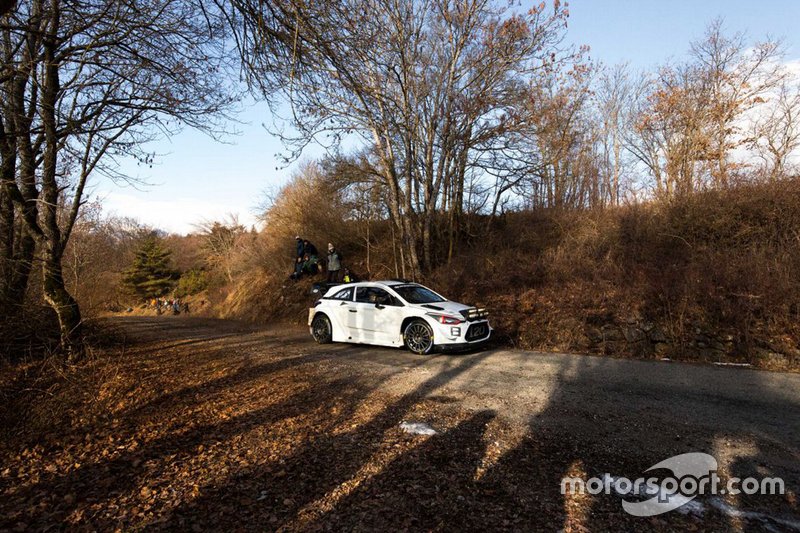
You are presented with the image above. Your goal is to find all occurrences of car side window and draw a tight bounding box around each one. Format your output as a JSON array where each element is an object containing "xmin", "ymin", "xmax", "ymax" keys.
[
  {"xmin": 355, "ymin": 287, "xmax": 374, "ymax": 303},
  {"xmin": 330, "ymin": 287, "xmax": 354, "ymax": 301},
  {"xmin": 356, "ymin": 287, "xmax": 400, "ymax": 306}
]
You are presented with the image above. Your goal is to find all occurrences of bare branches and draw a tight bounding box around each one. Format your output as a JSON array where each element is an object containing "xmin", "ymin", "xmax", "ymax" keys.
[
  {"xmin": 226, "ymin": 0, "xmax": 576, "ymax": 272},
  {"xmin": 0, "ymin": 0, "xmax": 239, "ymax": 354}
]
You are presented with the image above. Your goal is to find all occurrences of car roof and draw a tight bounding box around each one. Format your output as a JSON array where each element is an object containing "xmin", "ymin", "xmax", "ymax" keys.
[
  {"xmin": 325, "ymin": 281, "xmax": 422, "ymax": 295},
  {"xmin": 346, "ymin": 280, "xmax": 416, "ymax": 287}
]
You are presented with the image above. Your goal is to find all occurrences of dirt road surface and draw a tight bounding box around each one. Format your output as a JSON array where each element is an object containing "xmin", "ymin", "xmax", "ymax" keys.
[{"xmin": 2, "ymin": 316, "xmax": 799, "ymax": 531}]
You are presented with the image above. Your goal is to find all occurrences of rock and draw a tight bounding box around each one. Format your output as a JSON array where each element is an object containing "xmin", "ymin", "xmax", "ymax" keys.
[
  {"xmin": 695, "ymin": 334, "xmax": 710, "ymax": 345},
  {"xmin": 586, "ymin": 327, "xmax": 603, "ymax": 344},
  {"xmin": 711, "ymin": 341, "xmax": 727, "ymax": 352},
  {"xmin": 623, "ymin": 327, "xmax": 646, "ymax": 343},
  {"xmin": 757, "ymin": 350, "xmax": 786, "ymax": 366},
  {"xmin": 649, "ymin": 328, "xmax": 668, "ymax": 343},
  {"xmin": 600, "ymin": 324, "xmax": 624, "ymax": 341}
]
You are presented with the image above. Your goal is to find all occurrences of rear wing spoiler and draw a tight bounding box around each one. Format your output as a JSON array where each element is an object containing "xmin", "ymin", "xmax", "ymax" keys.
[
  {"xmin": 311, "ymin": 282, "xmax": 343, "ymax": 295},
  {"xmin": 460, "ymin": 307, "xmax": 489, "ymax": 321}
]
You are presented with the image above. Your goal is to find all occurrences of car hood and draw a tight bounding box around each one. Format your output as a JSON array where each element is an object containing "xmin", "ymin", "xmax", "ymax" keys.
[{"xmin": 415, "ymin": 301, "xmax": 473, "ymax": 315}]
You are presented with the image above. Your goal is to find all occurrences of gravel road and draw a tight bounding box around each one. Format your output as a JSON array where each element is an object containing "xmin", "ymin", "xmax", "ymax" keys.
[{"xmin": 109, "ymin": 316, "xmax": 800, "ymax": 531}]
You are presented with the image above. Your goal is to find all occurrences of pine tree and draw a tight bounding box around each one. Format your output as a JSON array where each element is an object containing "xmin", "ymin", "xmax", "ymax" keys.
[{"xmin": 122, "ymin": 236, "xmax": 179, "ymax": 299}]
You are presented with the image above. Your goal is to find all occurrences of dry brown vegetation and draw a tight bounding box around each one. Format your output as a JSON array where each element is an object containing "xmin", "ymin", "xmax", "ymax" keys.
[
  {"xmin": 12, "ymin": 172, "xmax": 794, "ymax": 372},
  {"xmin": 435, "ymin": 180, "xmax": 800, "ymax": 370},
  {"xmin": 202, "ymin": 177, "xmax": 800, "ymax": 371}
]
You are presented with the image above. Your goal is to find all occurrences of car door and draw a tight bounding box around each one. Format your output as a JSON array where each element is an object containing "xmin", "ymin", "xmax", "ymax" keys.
[
  {"xmin": 351, "ymin": 286, "xmax": 376, "ymax": 341},
  {"xmin": 354, "ymin": 286, "xmax": 404, "ymax": 345},
  {"xmin": 326, "ymin": 286, "xmax": 355, "ymax": 341}
]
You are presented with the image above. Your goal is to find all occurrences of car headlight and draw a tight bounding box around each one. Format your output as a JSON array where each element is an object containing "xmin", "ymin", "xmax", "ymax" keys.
[{"xmin": 426, "ymin": 313, "xmax": 465, "ymax": 325}]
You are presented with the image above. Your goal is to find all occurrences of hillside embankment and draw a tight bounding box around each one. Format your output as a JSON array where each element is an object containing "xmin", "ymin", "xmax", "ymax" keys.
[{"xmin": 208, "ymin": 180, "xmax": 800, "ymax": 371}]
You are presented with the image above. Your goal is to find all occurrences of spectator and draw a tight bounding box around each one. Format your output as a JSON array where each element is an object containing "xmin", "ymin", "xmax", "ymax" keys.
[
  {"xmin": 302, "ymin": 253, "xmax": 319, "ymax": 275},
  {"xmin": 326, "ymin": 243, "xmax": 342, "ymax": 282},
  {"xmin": 290, "ymin": 253, "xmax": 320, "ymax": 280},
  {"xmin": 343, "ymin": 268, "xmax": 358, "ymax": 283},
  {"xmin": 303, "ymin": 239, "xmax": 318, "ymax": 258},
  {"xmin": 289, "ymin": 236, "xmax": 305, "ymax": 280},
  {"xmin": 290, "ymin": 256, "xmax": 304, "ymax": 280}
]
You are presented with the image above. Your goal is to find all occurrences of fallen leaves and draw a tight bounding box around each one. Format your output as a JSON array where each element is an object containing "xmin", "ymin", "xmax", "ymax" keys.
[{"xmin": 0, "ymin": 318, "xmax": 793, "ymax": 532}]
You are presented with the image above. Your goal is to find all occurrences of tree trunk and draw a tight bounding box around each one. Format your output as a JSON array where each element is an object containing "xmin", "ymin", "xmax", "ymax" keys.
[
  {"xmin": 7, "ymin": 229, "xmax": 35, "ymax": 311},
  {"xmin": 0, "ymin": 173, "xmax": 35, "ymax": 316},
  {"xmin": 42, "ymin": 245, "xmax": 83, "ymax": 359},
  {"xmin": 38, "ymin": 0, "xmax": 82, "ymax": 358},
  {"xmin": 0, "ymin": 186, "xmax": 13, "ymax": 309}
]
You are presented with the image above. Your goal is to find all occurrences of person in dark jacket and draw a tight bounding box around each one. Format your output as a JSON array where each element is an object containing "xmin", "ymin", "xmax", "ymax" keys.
[
  {"xmin": 303, "ymin": 239, "xmax": 318, "ymax": 257},
  {"xmin": 326, "ymin": 243, "xmax": 343, "ymax": 282},
  {"xmin": 290, "ymin": 236, "xmax": 305, "ymax": 280}
]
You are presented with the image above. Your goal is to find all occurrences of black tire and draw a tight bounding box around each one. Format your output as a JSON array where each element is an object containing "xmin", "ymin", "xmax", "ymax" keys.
[
  {"xmin": 311, "ymin": 314, "xmax": 333, "ymax": 344},
  {"xmin": 403, "ymin": 319, "xmax": 435, "ymax": 355}
]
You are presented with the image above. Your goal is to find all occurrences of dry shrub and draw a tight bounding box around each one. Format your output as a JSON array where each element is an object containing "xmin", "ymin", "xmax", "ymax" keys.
[
  {"xmin": 257, "ymin": 161, "xmax": 354, "ymax": 272},
  {"xmin": 429, "ymin": 179, "xmax": 800, "ymax": 368},
  {"xmin": 612, "ymin": 181, "xmax": 800, "ymax": 365},
  {"xmin": 212, "ymin": 174, "xmax": 798, "ymax": 368},
  {"xmin": 0, "ymin": 306, "xmax": 61, "ymax": 362},
  {"xmin": 219, "ymin": 161, "xmax": 385, "ymax": 323}
]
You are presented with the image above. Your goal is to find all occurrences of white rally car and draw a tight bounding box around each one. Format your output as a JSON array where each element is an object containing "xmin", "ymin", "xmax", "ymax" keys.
[{"xmin": 308, "ymin": 280, "xmax": 491, "ymax": 354}]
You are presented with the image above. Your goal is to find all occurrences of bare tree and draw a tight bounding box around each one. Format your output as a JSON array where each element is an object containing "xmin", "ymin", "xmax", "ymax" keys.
[
  {"xmin": 690, "ymin": 19, "xmax": 786, "ymax": 187},
  {"xmin": 225, "ymin": 0, "xmax": 574, "ymax": 276},
  {"xmin": 594, "ymin": 63, "xmax": 633, "ymax": 206},
  {"xmin": 196, "ymin": 216, "xmax": 247, "ymax": 284},
  {"xmin": 748, "ymin": 78, "xmax": 800, "ymax": 180},
  {"xmin": 0, "ymin": 0, "xmax": 236, "ymax": 356},
  {"xmin": 521, "ymin": 62, "xmax": 596, "ymax": 209},
  {"xmin": 626, "ymin": 21, "xmax": 787, "ymax": 198}
]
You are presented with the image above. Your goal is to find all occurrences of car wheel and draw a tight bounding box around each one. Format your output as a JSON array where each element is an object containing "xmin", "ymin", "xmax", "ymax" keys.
[
  {"xmin": 311, "ymin": 314, "xmax": 333, "ymax": 344},
  {"xmin": 404, "ymin": 319, "xmax": 435, "ymax": 355}
]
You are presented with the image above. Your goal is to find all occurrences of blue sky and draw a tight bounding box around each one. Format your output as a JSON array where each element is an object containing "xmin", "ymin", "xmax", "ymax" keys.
[{"xmin": 97, "ymin": 0, "xmax": 800, "ymax": 234}]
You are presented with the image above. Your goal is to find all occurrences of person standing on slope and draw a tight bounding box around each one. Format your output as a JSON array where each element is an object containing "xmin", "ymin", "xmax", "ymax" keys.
[
  {"xmin": 291, "ymin": 236, "xmax": 305, "ymax": 280},
  {"xmin": 326, "ymin": 243, "xmax": 343, "ymax": 283}
]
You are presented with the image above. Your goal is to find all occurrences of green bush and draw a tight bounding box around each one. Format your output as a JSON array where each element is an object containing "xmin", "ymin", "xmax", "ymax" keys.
[{"xmin": 175, "ymin": 268, "xmax": 208, "ymax": 297}]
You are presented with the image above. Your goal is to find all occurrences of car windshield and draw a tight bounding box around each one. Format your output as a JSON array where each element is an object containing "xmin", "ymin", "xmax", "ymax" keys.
[{"xmin": 393, "ymin": 284, "xmax": 445, "ymax": 304}]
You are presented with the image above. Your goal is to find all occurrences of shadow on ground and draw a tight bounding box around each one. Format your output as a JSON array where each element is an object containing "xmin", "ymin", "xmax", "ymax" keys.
[{"xmin": 1, "ymin": 317, "xmax": 797, "ymax": 531}]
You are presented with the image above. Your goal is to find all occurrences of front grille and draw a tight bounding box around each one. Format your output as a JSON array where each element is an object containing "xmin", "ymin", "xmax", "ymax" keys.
[
  {"xmin": 465, "ymin": 322, "xmax": 490, "ymax": 341},
  {"xmin": 460, "ymin": 307, "xmax": 489, "ymax": 322}
]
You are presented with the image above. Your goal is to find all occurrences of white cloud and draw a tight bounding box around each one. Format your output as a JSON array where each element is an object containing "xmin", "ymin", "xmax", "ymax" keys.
[{"xmin": 98, "ymin": 191, "xmax": 261, "ymax": 235}]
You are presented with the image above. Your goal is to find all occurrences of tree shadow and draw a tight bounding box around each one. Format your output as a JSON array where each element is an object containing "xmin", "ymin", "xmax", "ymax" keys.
[
  {"xmin": 152, "ymin": 353, "xmax": 493, "ymax": 530},
  {"xmin": 290, "ymin": 352, "xmax": 800, "ymax": 530},
  {"xmin": 3, "ymin": 318, "xmax": 798, "ymax": 531}
]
